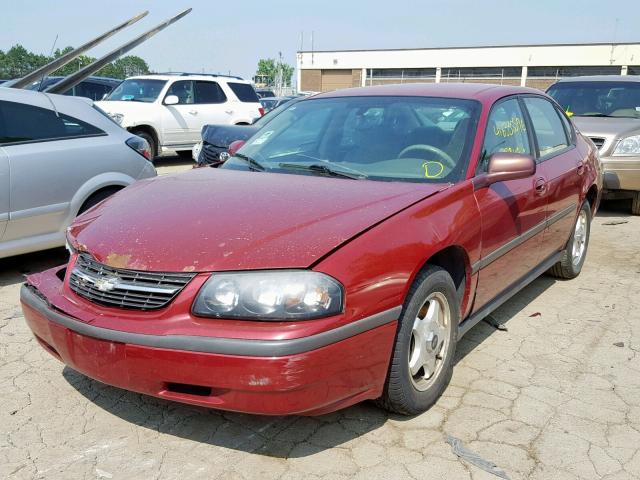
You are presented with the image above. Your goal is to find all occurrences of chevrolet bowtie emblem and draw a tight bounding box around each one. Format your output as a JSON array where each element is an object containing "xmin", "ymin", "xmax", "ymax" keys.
[{"xmin": 93, "ymin": 276, "xmax": 119, "ymax": 292}]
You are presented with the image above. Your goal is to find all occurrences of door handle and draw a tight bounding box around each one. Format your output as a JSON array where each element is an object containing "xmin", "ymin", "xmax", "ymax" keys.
[
  {"xmin": 576, "ymin": 160, "xmax": 585, "ymax": 175},
  {"xmin": 225, "ymin": 110, "xmax": 234, "ymax": 115},
  {"xmin": 188, "ymin": 110, "xmax": 198, "ymax": 115},
  {"xmin": 534, "ymin": 177, "xmax": 547, "ymax": 196}
]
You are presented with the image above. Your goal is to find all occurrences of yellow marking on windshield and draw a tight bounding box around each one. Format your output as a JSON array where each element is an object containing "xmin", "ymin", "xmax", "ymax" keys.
[{"xmin": 422, "ymin": 161, "xmax": 445, "ymax": 178}]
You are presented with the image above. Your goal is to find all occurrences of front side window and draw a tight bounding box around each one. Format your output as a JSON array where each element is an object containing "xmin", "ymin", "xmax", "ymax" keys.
[
  {"xmin": 223, "ymin": 96, "xmax": 480, "ymax": 183},
  {"xmin": 0, "ymin": 100, "xmax": 104, "ymax": 145},
  {"xmin": 523, "ymin": 97, "xmax": 570, "ymax": 159},
  {"xmin": 165, "ymin": 80, "xmax": 195, "ymax": 104},
  {"xmin": 105, "ymin": 79, "xmax": 167, "ymax": 103},
  {"xmin": 194, "ymin": 81, "xmax": 226, "ymax": 104},
  {"xmin": 479, "ymin": 98, "xmax": 531, "ymax": 172},
  {"xmin": 547, "ymin": 81, "xmax": 640, "ymax": 119}
]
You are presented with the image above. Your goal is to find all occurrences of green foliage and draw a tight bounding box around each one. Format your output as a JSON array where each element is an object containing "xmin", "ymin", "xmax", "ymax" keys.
[
  {"xmin": 256, "ymin": 58, "xmax": 294, "ymax": 86},
  {"xmin": 0, "ymin": 44, "xmax": 150, "ymax": 80}
]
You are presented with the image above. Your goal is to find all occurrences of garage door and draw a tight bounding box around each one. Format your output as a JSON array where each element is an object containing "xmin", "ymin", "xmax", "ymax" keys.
[{"xmin": 321, "ymin": 70, "xmax": 352, "ymax": 92}]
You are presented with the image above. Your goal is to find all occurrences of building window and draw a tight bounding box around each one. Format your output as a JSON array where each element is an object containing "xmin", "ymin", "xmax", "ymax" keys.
[
  {"xmin": 370, "ymin": 68, "xmax": 436, "ymax": 79},
  {"xmin": 527, "ymin": 66, "xmax": 622, "ymax": 78},
  {"xmin": 441, "ymin": 67, "xmax": 522, "ymax": 79}
]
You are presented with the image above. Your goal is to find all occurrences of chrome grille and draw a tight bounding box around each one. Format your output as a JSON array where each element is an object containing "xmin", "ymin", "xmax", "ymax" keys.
[
  {"xmin": 69, "ymin": 253, "xmax": 195, "ymax": 310},
  {"xmin": 589, "ymin": 137, "xmax": 605, "ymax": 150}
]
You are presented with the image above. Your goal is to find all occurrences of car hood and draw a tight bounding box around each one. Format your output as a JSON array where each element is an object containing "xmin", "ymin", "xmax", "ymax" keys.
[
  {"xmin": 95, "ymin": 100, "xmax": 157, "ymax": 116},
  {"xmin": 69, "ymin": 168, "xmax": 447, "ymax": 272},
  {"xmin": 572, "ymin": 116, "xmax": 640, "ymax": 138},
  {"xmin": 201, "ymin": 124, "xmax": 259, "ymax": 148}
]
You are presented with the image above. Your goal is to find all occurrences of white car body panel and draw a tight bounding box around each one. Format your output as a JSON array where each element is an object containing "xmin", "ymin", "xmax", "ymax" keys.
[
  {"xmin": 96, "ymin": 74, "xmax": 262, "ymax": 154},
  {"xmin": 0, "ymin": 88, "xmax": 157, "ymax": 259}
]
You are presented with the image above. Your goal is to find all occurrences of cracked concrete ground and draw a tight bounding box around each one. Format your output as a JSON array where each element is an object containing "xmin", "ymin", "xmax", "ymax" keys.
[{"xmin": 1, "ymin": 190, "xmax": 639, "ymax": 479}]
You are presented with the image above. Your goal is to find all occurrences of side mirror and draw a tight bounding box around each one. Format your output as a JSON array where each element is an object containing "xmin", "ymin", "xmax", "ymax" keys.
[
  {"xmin": 228, "ymin": 139, "xmax": 246, "ymax": 156},
  {"xmin": 474, "ymin": 153, "xmax": 536, "ymax": 189},
  {"xmin": 164, "ymin": 95, "xmax": 179, "ymax": 106}
]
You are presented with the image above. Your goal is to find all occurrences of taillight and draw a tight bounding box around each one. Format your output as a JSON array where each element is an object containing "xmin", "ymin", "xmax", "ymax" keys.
[
  {"xmin": 126, "ymin": 136, "xmax": 151, "ymax": 160},
  {"xmin": 258, "ymin": 107, "xmax": 265, "ymax": 117}
]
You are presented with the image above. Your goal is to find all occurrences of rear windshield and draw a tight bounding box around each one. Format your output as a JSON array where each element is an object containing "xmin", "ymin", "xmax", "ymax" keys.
[
  {"xmin": 228, "ymin": 83, "xmax": 260, "ymax": 102},
  {"xmin": 547, "ymin": 81, "xmax": 640, "ymax": 119}
]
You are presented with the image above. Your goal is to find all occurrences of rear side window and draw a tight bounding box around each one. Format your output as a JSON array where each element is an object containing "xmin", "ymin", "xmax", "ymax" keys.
[
  {"xmin": 522, "ymin": 97, "xmax": 570, "ymax": 159},
  {"xmin": 75, "ymin": 82, "xmax": 114, "ymax": 101},
  {"xmin": 194, "ymin": 81, "xmax": 227, "ymax": 104},
  {"xmin": 228, "ymin": 82, "xmax": 260, "ymax": 102},
  {"xmin": 479, "ymin": 98, "xmax": 531, "ymax": 172},
  {"xmin": 0, "ymin": 100, "xmax": 105, "ymax": 146}
]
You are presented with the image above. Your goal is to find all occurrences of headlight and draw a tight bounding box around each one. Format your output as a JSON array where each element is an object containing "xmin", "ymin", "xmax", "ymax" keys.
[
  {"xmin": 192, "ymin": 271, "xmax": 344, "ymax": 320},
  {"xmin": 192, "ymin": 141, "xmax": 203, "ymax": 162},
  {"xmin": 613, "ymin": 135, "xmax": 640, "ymax": 156},
  {"xmin": 109, "ymin": 113, "xmax": 124, "ymax": 125}
]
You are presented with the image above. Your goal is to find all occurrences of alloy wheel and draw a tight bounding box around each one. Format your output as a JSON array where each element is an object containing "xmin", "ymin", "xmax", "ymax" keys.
[{"xmin": 571, "ymin": 210, "xmax": 588, "ymax": 266}]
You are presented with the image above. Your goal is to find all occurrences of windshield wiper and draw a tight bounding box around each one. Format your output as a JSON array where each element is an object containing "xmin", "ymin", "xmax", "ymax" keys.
[
  {"xmin": 574, "ymin": 113, "xmax": 614, "ymax": 117},
  {"xmin": 235, "ymin": 153, "xmax": 266, "ymax": 171},
  {"xmin": 278, "ymin": 162, "xmax": 367, "ymax": 180}
]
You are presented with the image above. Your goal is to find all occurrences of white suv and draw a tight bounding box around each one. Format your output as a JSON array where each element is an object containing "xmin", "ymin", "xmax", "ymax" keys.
[{"xmin": 95, "ymin": 74, "xmax": 264, "ymax": 159}]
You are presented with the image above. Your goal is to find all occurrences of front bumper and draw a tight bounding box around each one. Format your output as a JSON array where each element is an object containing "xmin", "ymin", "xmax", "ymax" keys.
[
  {"xmin": 20, "ymin": 271, "xmax": 398, "ymax": 416},
  {"xmin": 601, "ymin": 156, "xmax": 640, "ymax": 192}
]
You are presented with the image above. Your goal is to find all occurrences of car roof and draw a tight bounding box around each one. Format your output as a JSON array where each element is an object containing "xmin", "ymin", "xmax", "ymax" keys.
[
  {"xmin": 128, "ymin": 73, "xmax": 249, "ymax": 83},
  {"xmin": 553, "ymin": 75, "xmax": 640, "ymax": 83},
  {"xmin": 310, "ymin": 82, "xmax": 543, "ymax": 104}
]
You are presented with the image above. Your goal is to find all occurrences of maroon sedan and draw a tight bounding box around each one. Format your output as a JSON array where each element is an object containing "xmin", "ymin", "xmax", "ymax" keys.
[{"xmin": 21, "ymin": 84, "xmax": 601, "ymax": 416}]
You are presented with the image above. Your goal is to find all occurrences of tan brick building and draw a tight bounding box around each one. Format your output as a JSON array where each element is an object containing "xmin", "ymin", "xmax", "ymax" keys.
[{"xmin": 297, "ymin": 42, "xmax": 640, "ymax": 93}]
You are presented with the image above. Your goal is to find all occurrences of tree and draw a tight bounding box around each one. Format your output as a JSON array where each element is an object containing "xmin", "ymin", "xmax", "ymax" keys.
[
  {"xmin": 0, "ymin": 44, "xmax": 150, "ymax": 80},
  {"xmin": 256, "ymin": 58, "xmax": 294, "ymax": 86}
]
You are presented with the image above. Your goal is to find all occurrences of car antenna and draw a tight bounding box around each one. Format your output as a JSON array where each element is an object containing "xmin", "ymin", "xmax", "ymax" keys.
[{"xmin": 38, "ymin": 34, "xmax": 59, "ymax": 93}]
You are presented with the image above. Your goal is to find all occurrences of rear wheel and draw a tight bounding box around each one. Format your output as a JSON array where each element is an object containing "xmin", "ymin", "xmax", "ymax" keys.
[
  {"xmin": 548, "ymin": 201, "xmax": 591, "ymax": 279},
  {"xmin": 131, "ymin": 130, "xmax": 157, "ymax": 161},
  {"xmin": 631, "ymin": 191, "xmax": 640, "ymax": 215},
  {"xmin": 377, "ymin": 266, "xmax": 458, "ymax": 415}
]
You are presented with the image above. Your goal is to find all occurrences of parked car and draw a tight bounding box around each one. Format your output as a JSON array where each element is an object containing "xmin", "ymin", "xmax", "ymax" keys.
[
  {"xmin": 255, "ymin": 88, "xmax": 275, "ymax": 98},
  {"xmin": 2, "ymin": 76, "xmax": 121, "ymax": 101},
  {"xmin": 21, "ymin": 83, "xmax": 600, "ymax": 416},
  {"xmin": 95, "ymin": 73, "xmax": 264, "ymax": 160},
  {"xmin": 0, "ymin": 87, "xmax": 156, "ymax": 259},
  {"xmin": 193, "ymin": 97, "xmax": 303, "ymax": 166},
  {"xmin": 547, "ymin": 75, "xmax": 640, "ymax": 214},
  {"xmin": 259, "ymin": 96, "xmax": 295, "ymax": 113}
]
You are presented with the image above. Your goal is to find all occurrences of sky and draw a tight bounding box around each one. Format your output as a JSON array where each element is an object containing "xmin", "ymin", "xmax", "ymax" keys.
[{"xmin": 1, "ymin": 0, "xmax": 638, "ymax": 81}]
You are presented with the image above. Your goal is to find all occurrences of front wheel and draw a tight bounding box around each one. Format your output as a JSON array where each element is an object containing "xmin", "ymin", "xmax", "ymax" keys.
[
  {"xmin": 377, "ymin": 266, "xmax": 459, "ymax": 415},
  {"xmin": 548, "ymin": 201, "xmax": 591, "ymax": 279},
  {"xmin": 131, "ymin": 130, "xmax": 157, "ymax": 162}
]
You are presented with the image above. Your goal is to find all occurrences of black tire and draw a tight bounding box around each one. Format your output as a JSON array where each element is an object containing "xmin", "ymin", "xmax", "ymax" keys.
[
  {"xmin": 131, "ymin": 130, "xmax": 157, "ymax": 161},
  {"xmin": 377, "ymin": 265, "xmax": 459, "ymax": 415},
  {"xmin": 632, "ymin": 192, "xmax": 640, "ymax": 216},
  {"xmin": 78, "ymin": 188, "xmax": 121, "ymax": 215},
  {"xmin": 548, "ymin": 201, "xmax": 591, "ymax": 279}
]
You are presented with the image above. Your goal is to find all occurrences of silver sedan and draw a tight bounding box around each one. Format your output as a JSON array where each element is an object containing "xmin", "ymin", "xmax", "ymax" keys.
[{"xmin": 0, "ymin": 87, "xmax": 156, "ymax": 259}]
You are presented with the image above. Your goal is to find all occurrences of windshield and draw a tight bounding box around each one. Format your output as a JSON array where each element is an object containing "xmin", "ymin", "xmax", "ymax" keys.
[
  {"xmin": 224, "ymin": 96, "xmax": 480, "ymax": 183},
  {"xmin": 547, "ymin": 81, "xmax": 640, "ymax": 119},
  {"xmin": 105, "ymin": 79, "xmax": 167, "ymax": 102}
]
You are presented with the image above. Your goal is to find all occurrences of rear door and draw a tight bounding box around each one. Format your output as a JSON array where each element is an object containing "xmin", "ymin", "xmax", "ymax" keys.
[
  {"xmin": 0, "ymin": 99, "xmax": 108, "ymax": 244},
  {"xmin": 521, "ymin": 96, "xmax": 581, "ymax": 257},
  {"xmin": 0, "ymin": 148, "xmax": 8, "ymax": 240},
  {"xmin": 193, "ymin": 80, "xmax": 230, "ymax": 130},
  {"xmin": 472, "ymin": 97, "xmax": 547, "ymax": 311}
]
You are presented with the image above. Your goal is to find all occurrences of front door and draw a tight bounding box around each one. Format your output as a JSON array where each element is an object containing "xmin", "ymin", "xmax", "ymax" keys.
[
  {"xmin": 472, "ymin": 97, "xmax": 547, "ymax": 311},
  {"xmin": 521, "ymin": 96, "xmax": 582, "ymax": 256},
  {"xmin": 161, "ymin": 80, "xmax": 199, "ymax": 149},
  {"xmin": 0, "ymin": 147, "xmax": 8, "ymax": 241}
]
